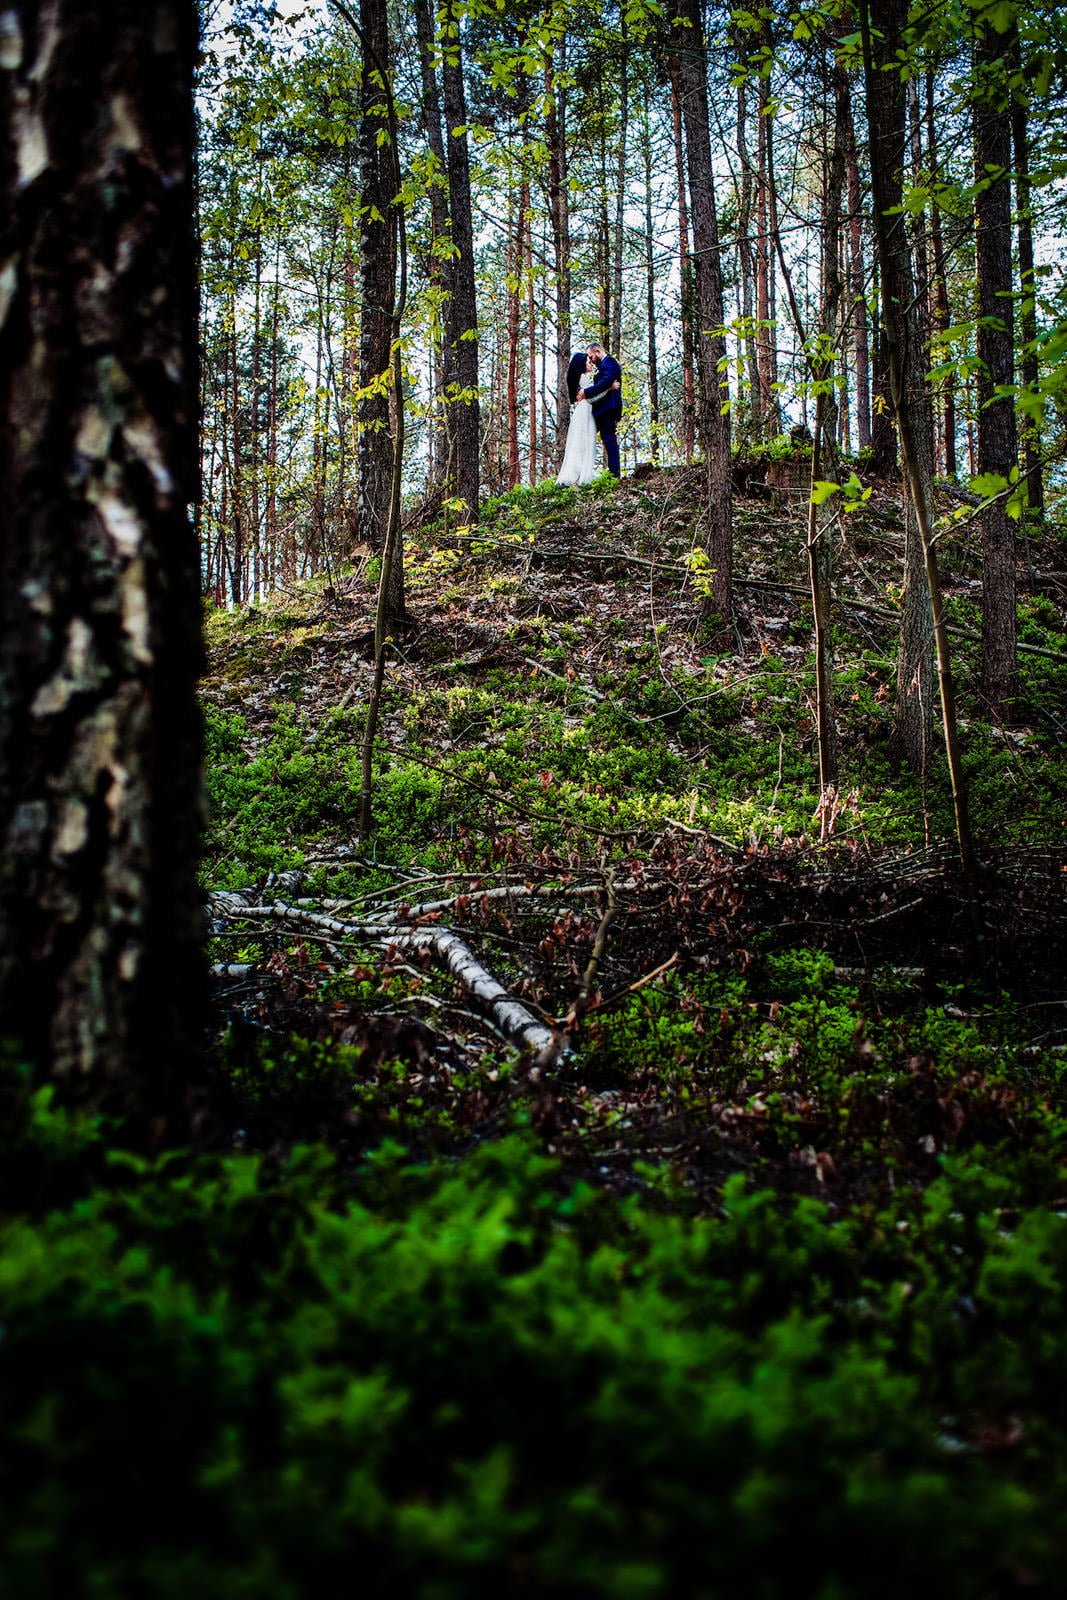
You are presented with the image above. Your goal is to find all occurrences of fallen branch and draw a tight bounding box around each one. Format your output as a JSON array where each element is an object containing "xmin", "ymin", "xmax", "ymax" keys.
[{"xmin": 211, "ymin": 895, "xmax": 561, "ymax": 1062}]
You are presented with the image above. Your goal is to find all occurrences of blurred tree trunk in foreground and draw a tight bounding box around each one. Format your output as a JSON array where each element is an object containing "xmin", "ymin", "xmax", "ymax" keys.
[{"xmin": 0, "ymin": 0, "xmax": 205, "ymax": 1114}]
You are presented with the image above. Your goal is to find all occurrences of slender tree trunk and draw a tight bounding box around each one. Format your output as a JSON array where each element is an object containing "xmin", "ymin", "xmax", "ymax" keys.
[
  {"xmin": 974, "ymin": 18, "xmax": 1017, "ymax": 718},
  {"xmin": 505, "ymin": 182, "xmax": 522, "ymax": 489},
  {"xmin": 1008, "ymin": 29, "xmax": 1043, "ymax": 522},
  {"xmin": 611, "ymin": 18, "xmax": 628, "ymax": 361},
  {"xmin": 202, "ymin": 344, "xmax": 220, "ymax": 596},
  {"xmin": 843, "ymin": 72, "xmax": 871, "ymax": 452},
  {"xmin": 734, "ymin": 49, "xmax": 759, "ymax": 438},
  {"xmin": 310, "ymin": 281, "xmax": 325, "ymax": 579},
  {"xmin": 442, "ymin": 0, "xmax": 480, "ymax": 519},
  {"xmin": 925, "ymin": 72, "xmax": 956, "ymax": 478},
  {"xmin": 673, "ymin": 0, "xmax": 732, "ymax": 634},
  {"xmin": 668, "ymin": 56, "xmax": 695, "ymax": 464},
  {"xmin": 414, "ymin": 0, "xmax": 455, "ymax": 490},
  {"xmin": 864, "ymin": 0, "xmax": 934, "ymax": 774},
  {"xmin": 357, "ymin": 0, "xmax": 400, "ymax": 634},
  {"xmin": 229, "ymin": 293, "xmax": 246, "ymax": 604},
  {"xmin": 907, "ymin": 79, "xmax": 932, "ymax": 389},
  {"xmin": 862, "ymin": 0, "xmax": 975, "ymax": 873},
  {"xmin": 540, "ymin": 298, "xmax": 551, "ymax": 478},
  {"xmin": 0, "ymin": 0, "xmax": 205, "ymax": 1108},
  {"xmin": 266, "ymin": 236, "xmax": 281, "ymax": 592},
  {"xmin": 250, "ymin": 230, "xmax": 262, "ymax": 604},
  {"xmin": 597, "ymin": 104, "xmax": 610, "ymax": 339},
  {"xmin": 526, "ymin": 187, "xmax": 538, "ymax": 485},
  {"xmin": 642, "ymin": 90, "xmax": 661, "ymax": 462},
  {"xmin": 808, "ymin": 55, "xmax": 846, "ymax": 796},
  {"xmin": 546, "ymin": 42, "xmax": 572, "ymax": 458},
  {"xmin": 755, "ymin": 17, "xmax": 779, "ymax": 438}
]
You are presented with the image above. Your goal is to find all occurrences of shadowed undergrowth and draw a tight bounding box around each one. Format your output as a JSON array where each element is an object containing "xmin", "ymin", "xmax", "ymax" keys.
[{"xmin": 3, "ymin": 473, "xmax": 1067, "ymax": 1595}]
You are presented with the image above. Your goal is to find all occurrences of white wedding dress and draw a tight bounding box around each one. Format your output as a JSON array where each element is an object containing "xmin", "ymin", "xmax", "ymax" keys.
[{"xmin": 556, "ymin": 373, "xmax": 598, "ymax": 486}]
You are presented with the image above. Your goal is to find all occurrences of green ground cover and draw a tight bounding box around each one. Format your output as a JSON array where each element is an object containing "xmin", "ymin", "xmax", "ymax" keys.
[{"xmin": 4, "ymin": 473, "xmax": 1066, "ymax": 1595}]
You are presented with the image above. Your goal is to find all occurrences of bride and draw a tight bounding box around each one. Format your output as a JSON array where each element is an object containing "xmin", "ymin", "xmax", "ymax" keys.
[{"xmin": 556, "ymin": 352, "xmax": 598, "ymax": 486}]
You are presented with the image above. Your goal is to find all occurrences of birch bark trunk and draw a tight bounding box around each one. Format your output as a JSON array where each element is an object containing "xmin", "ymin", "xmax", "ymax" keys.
[{"xmin": 0, "ymin": 0, "xmax": 206, "ymax": 1107}]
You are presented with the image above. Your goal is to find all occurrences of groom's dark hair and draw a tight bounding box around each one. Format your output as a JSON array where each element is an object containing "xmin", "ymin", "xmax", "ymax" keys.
[{"xmin": 566, "ymin": 351, "xmax": 587, "ymax": 403}]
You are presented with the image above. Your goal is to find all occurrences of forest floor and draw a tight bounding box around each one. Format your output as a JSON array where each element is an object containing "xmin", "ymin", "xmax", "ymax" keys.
[
  {"xmin": 6, "ymin": 464, "xmax": 1067, "ymax": 1597},
  {"xmin": 202, "ymin": 463, "xmax": 1067, "ymax": 1206}
]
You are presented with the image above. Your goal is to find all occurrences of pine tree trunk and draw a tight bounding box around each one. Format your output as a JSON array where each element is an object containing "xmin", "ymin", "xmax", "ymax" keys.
[
  {"xmin": 526, "ymin": 189, "xmax": 538, "ymax": 486},
  {"xmin": 442, "ymin": 0, "xmax": 480, "ymax": 520},
  {"xmin": 611, "ymin": 20, "xmax": 628, "ymax": 362},
  {"xmin": 673, "ymin": 0, "xmax": 732, "ymax": 634},
  {"xmin": 668, "ymin": 57, "xmax": 695, "ymax": 464},
  {"xmin": 228, "ymin": 277, "xmax": 246, "ymax": 603},
  {"xmin": 266, "ymin": 238, "xmax": 281, "ymax": 590},
  {"xmin": 868, "ymin": 268, "xmax": 897, "ymax": 478},
  {"xmin": 755, "ymin": 16, "xmax": 779, "ymax": 438},
  {"xmin": 357, "ymin": 0, "xmax": 400, "ymax": 635},
  {"xmin": 734, "ymin": 48, "xmax": 759, "ymax": 439},
  {"xmin": 414, "ymin": 0, "xmax": 455, "ymax": 490},
  {"xmin": 843, "ymin": 69, "xmax": 871, "ymax": 452},
  {"xmin": 809, "ymin": 54, "xmax": 846, "ymax": 796},
  {"xmin": 506, "ymin": 183, "xmax": 522, "ymax": 490},
  {"xmin": 642, "ymin": 90, "xmax": 661, "ymax": 462},
  {"xmin": 925, "ymin": 72, "xmax": 956, "ymax": 478},
  {"xmin": 0, "ymin": 0, "xmax": 205, "ymax": 1108},
  {"xmin": 1009, "ymin": 41, "xmax": 1043, "ymax": 521},
  {"xmin": 546, "ymin": 44, "xmax": 572, "ymax": 458},
  {"xmin": 864, "ymin": 0, "xmax": 934, "ymax": 773},
  {"xmin": 250, "ymin": 232, "xmax": 263, "ymax": 604},
  {"xmin": 974, "ymin": 21, "xmax": 1017, "ymax": 718},
  {"xmin": 862, "ymin": 0, "xmax": 975, "ymax": 873}
]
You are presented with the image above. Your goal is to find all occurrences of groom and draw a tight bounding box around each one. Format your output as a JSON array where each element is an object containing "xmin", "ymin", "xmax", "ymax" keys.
[{"xmin": 578, "ymin": 342, "xmax": 622, "ymax": 478}]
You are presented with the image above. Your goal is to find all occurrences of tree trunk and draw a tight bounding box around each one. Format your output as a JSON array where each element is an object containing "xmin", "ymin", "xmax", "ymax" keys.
[
  {"xmin": 266, "ymin": 236, "xmax": 281, "ymax": 591},
  {"xmin": 0, "ymin": 0, "xmax": 205, "ymax": 1109},
  {"xmin": 249, "ymin": 228, "xmax": 262, "ymax": 604},
  {"xmin": 734, "ymin": 41, "xmax": 759, "ymax": 439},
  {"xmin": 1009, "ymin": 33, "xmax": 1043, "ymax": 522},
  {"xmin": 442, "ymin": 0, "xmax": 480, "ymax": 520},
  {"xmin": 506, "ymin": 182, "xmax": 522, "ymax": 489},
  {"xmin": 974, "ymin": 18, "xmax": 1017, "ymax": 718},
  {"xmin": 228, "ymin": 272, "xmax": 246, "ymax": 604},
  {"xmin": 546, "ymin": 42, "xmax": 572, "ymax": 458},
  {"xmin": 668, "ymin": 56, "xmax": 695, "ymax": 464},
  {"xmin": 864, "ymin": 0, "xmax": 935, "ymax": 775},
  {"xmin": 642, "ymin": 89, "xmax": 661, "ymax": 462},
  {"xmin": 868, "ymin": 266, "xmax": 897, "ymax": 478},
  {"xmin": 357, "ymin": 0, "xmax": 401, "ymax": 621},
  {"xmin": 862, "ymin": 0, "xmax": 975, "ymax": 874},
  {"xmin": 843, "ymin": 80, "xmax": 871, "ymax": 453},
  {"xmin": 526, "ymin": 187, "xmax": 538, "ymax": 486},
  {"xmin": 808, "ymin": 54, "xmax": 846, "ymax": 796},
  {"xmin": 414, "ymin": 0, "xmax": 455, "ymax": 491},
  {"xmin": 611, "ymin": 18, "xmax": 628, "ymax": 362},
  {"xmin": 755, "ymin": 14, "xmax": 779, "ymax": 438},
  {"xmin": 925, "ymin": 72, "xmax": 956, "ymax": 478},
  {"xmin": 673, "ymin": 0, "xmax": 732, "ymax": 634}
]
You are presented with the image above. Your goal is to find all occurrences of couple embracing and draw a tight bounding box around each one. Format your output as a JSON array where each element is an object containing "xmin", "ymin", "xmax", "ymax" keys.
[{"xmin": 556, "ymin": 342, "xmax": 622, "ymax": 487}]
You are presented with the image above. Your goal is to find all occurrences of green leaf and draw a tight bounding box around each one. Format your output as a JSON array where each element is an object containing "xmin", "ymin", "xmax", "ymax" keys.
[
  {"xmin": 810, "ymin": 480, "xmax": 841, "ymax": 505},
  {"xmin": 969, "ymin": 472, "xmax": 1009, "ymax": 498}
]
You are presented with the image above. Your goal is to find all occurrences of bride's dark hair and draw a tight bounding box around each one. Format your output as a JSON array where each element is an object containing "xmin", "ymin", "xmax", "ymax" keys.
[{"xmin": 566, "ymin": 351, "xmax": 587, "ymax": 404}]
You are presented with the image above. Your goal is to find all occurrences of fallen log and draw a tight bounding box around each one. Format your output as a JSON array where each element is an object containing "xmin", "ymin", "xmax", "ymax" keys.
[{"xmin": 211, "ymin": 895, "xmax": 561, "ymax": 1063}]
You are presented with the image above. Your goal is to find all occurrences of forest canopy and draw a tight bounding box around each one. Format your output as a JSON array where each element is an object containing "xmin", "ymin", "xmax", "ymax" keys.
[{"xmin": 197, "ymin": 0, "xmax": 1067, "ymax": 602}]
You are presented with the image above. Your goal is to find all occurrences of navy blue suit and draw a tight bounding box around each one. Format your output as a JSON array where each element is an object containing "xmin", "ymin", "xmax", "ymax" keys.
[{"xmin": 582, "ymin": 354, "xmax": 622, "ymax": 477}]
